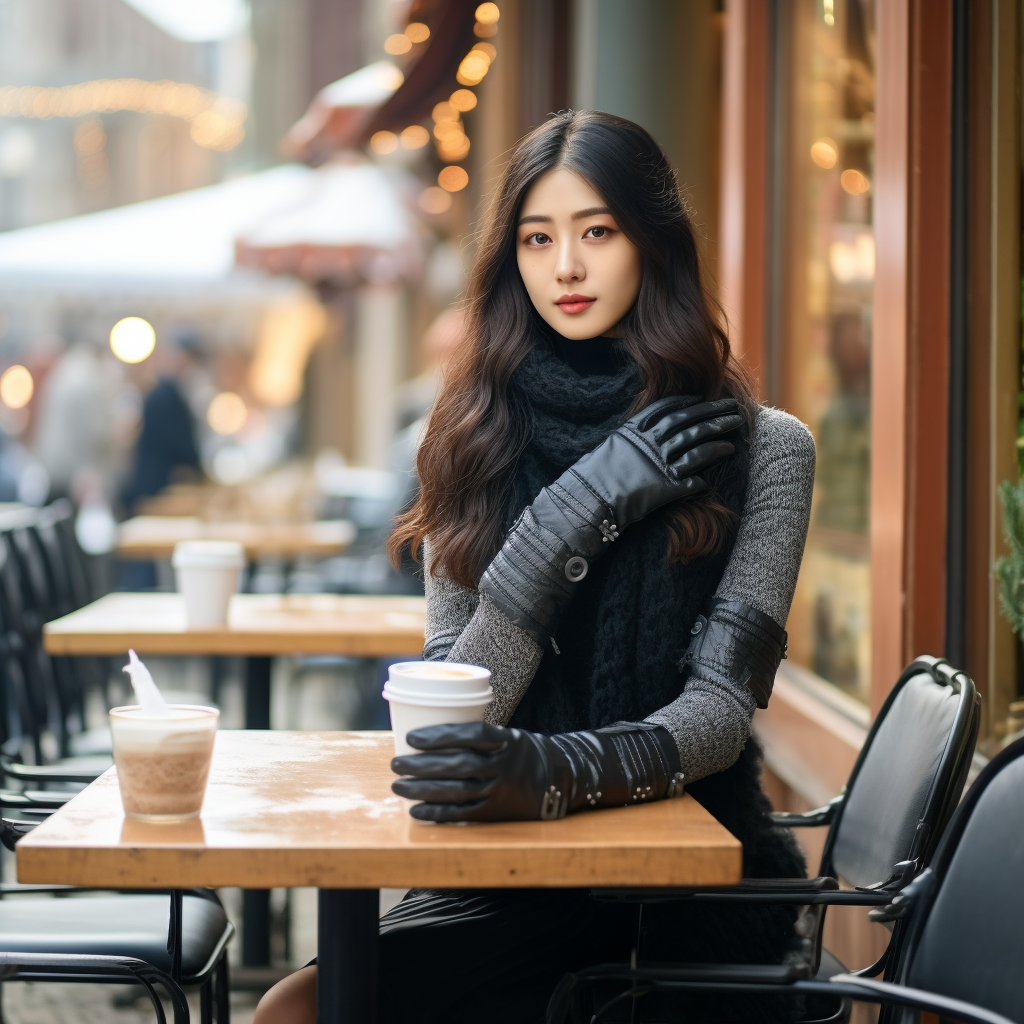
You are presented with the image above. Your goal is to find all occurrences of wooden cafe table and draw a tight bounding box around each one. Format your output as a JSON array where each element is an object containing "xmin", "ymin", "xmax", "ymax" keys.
[
  {"xmin": 17, "ymin": 731, "xmax": 743, "ymax": 1024},
  {"xmin": 42, "ymin": 592, "xmax": 427, "ymax": 968},
  {"xmin": 116, "ymin": 516, "xmax": 357, "ymax": 562}
]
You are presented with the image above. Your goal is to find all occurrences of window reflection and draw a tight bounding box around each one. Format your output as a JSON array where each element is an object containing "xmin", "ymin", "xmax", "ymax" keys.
[{"xmin": 781, "ymin": 0, "xmax": 876, "ymax": 702}]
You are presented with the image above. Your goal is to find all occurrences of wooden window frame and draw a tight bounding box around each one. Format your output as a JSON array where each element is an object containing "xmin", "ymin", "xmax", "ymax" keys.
[{"xmin": 721, "ymin": 0, "xmax": 955, "ymax": 782}]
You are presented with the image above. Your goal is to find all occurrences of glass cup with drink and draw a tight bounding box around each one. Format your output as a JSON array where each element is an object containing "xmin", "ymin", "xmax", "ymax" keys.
[{"xmin": 110, "ymin": 651, "xmax": 219, "ymax": 822}]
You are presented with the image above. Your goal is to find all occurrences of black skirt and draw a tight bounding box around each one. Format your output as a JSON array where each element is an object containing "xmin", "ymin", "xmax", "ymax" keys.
[{"xmin": 310, "ymin": 887, "xmax": 801, "ymax": 1024}]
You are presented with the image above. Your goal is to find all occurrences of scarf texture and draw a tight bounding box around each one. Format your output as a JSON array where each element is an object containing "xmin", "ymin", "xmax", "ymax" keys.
[{"xmin": 503, "ymin": 336, "xmax": 806, "ymax": 1018}]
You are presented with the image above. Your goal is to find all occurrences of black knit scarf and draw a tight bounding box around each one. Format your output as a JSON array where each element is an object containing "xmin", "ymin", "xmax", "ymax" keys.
[
  {"xmin": 506, "ymin": 337, "xmax": 750, "ymax": 736},
  {"xmin": 503, "ymin": 335, "xmax": 806, "ymax": 1004}
]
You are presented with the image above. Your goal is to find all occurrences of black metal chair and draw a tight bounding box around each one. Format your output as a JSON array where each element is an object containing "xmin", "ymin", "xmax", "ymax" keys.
[
  {"xmin": 552, "ymin": 656, "xmax": 981, "ymax": 1024},
  {"xmin": 0, "ymin": 818, "xmax": 233, "ymax": 1024},
  {"xmin": 550, "ymin": 731, "xmax": 1024, "ymax": 1024}
]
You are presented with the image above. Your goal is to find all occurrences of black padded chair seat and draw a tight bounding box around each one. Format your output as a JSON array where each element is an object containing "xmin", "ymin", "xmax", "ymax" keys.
[
  {"xmin": 816, "ymin": 948, "xmax": 846, "ymax": 980},
  {"xmin": 0, "ymin": 894, "xmax": 229, "ymax": 979},
  {"xmin": 801, "ymin": 949, "xmax": 850, "ymax": 1024}
]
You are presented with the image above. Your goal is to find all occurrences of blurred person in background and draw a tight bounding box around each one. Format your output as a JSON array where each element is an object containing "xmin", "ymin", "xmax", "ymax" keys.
[
  {"xmin": 257, "ymin": 112, "xmax": 815, "ymax": 1024},
  {"xmin": 121, "ymin": 329, "xmax": 203, "ymax": 515},
  {"xmin": 34, "ymin": 339, "xmax": 123, "ymax": 502}
]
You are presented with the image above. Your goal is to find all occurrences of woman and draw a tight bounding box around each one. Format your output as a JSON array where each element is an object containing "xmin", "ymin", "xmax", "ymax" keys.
[{"xmin": 256, "ymin": 110, "xmax": 815, "ymax": 1024}]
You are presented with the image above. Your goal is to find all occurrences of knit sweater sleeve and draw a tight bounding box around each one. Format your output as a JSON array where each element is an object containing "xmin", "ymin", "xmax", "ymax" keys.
[
  {"xmin": 645, "ymin": 405, "xmax": 815, "ymax": 782},
  {"xmin": 422, "ymin": 541, "xmax": 544, "ymax": 726}
]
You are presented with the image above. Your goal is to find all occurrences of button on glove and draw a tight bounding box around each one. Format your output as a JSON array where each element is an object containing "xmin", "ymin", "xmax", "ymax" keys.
[
  {"xmin": 391, "ymin": 720, "xmax": 685, "ymax": 822},
  {"xmin": 480, "ymin": 397, "xmax": 742, "ymax": 643}
]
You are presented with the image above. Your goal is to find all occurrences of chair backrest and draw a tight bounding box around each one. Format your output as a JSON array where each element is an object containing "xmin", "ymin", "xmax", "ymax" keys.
[
  {"xmin": 896, "ymin": 736, "xmax": 1024, "ymax": 1023},
  {"xmin": 821, "ymin": 657, "xmax": 979, "ymax": 890}
]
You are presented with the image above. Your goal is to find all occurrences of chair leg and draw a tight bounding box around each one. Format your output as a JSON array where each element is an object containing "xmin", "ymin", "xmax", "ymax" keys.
[
  {"xmin": 200, "ymin": 979, "xmax": 213, "ymax": 1024},
  {"xmin": 214, "ymin": 953, "xmax": 230, "ymax": 1024}
]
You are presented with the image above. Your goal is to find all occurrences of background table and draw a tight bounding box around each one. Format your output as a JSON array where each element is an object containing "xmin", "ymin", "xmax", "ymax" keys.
[
  {"xmin": 43, "ymin": 592, "xmax": 426, "ymax": 660},
  {"xmin": 18, "ymin": 731, "xmax": 743, "ymax": 1023},
  {"xmin": 116, "ymin": 516, "xmax": 356, "ymax": 561},
  {"xmin": 43, "ymin": 594, "xmax": 426, "ymax": 967}
]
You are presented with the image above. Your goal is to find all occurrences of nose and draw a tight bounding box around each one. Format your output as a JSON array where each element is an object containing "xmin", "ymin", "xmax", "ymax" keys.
[{"xmin": 554, "ymin": 236, "xmax": 585, "ymax": 285}]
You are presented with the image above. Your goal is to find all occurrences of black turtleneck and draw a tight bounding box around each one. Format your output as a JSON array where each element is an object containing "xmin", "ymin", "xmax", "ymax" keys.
[{"xmin": 539, "ymin": 320, "xmax": 626, "ymax": 377}]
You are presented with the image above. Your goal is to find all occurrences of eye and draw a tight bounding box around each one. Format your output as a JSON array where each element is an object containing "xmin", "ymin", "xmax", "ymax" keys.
[
  {"xmin": 584, "ymin": 225, "xmax": 610, "ymax": 239},
  {"xmin": 523, "ymin": 231, "xmax": 551, "ymax": 246}
]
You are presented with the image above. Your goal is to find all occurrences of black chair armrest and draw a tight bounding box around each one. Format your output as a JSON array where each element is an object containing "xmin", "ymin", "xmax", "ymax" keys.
[
  {"xmin": 592, "ymin": 875, "xmax": 896, "ymax": 906},
  {"xmin": 770, "ymin": 795, "xmax": 844, "ymax": 827},
  {"xmin": 798, "ymin": 975, "xmax": 1018, "ymax": 1024},
  {"xmin": 2, "ymin": 760, "xmax": 105, "ymax": 784},
  {"xmin": 0, "ymin": 817, "xmax": 37, "ymax": 851},
  {"xmin": 0, "ymin": 789, "xmax": 72, "ymax": 809}
]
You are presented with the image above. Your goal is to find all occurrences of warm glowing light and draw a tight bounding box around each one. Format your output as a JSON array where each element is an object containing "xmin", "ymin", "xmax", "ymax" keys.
[
  {"xmin": 0, "ymin": 79, "xmax": 247, "ymax": 150},
  {"xmin": 0, "ymin": 366, "xmax": 33, "ymax": 410},
  {"xmin": 475, "ymin": 3, "xmax": 500, "ymax": 24},
  {"xmin": 824, "ymin": 0, "xmax": 835, "ymax": 26},
  {"xmin": 437, "ymin": 134, "xmax": 471, "ymax": 161},
  {"xmin": 384, "ymin": 33, "xmax": 412, "ymax": 55},
  {"xmin": 433, "ymin": 119, "xmax": 463, "ymax": 139},
  {"xmin": 474, "ymin": 20, "xmax": 497, "ymax": 37},
  {"xmin": 457, "ymin": 52, "xmax": 490, "ymax": 86},
  {"xmin": 249, "ymin": 299, "xmax": 327, "ymax": 407},
  {"xmin": 450, "ymin": 89, "xmax": 477, "ymax": 112},
  {"xmin": 810, "ymin": 137, "xmax": 837, "ymax": 168},
  {"xmin": 405, "ymin": 22, "xmax": 430, "ymax": 43},
  {"xmin": 841, "ymin": 168, "xmax": 871, "ymax": 195},
  {"xmin": 419, "ymin": 187, "xmax": 453, "ymax": 214},
  {"xmin": 473, "ymin": 42, "xmax": 497, "ymax": 61},
  {"xmin": 109, "ymin": 317, "xmax": 156, "ymax": 364},
  {"xmin": 438, "ymin": 166, "xmax": 469, "ymax": 192},
  {"xmin": 400, "ymin": 125, "xmax": 430, "ymax": 149},
  {"xmin": 370, "ymin": 130, "xmax": 399, "ymax": 154},
  {"xmin": 829, "ymin": 233, "xmax": 875, "ymax": 283},
  {"xmin": 207, "ymin": 391, "xmax": 248, "ymax": 435},
  {"xmin": 432, "ymin": 101, "xmax": 458, "ymax": 123}
]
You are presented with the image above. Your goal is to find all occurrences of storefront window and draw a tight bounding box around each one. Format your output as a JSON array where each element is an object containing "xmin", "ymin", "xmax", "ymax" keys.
[{"xmin": 779, "ymin": 0, "xmax": 876, "ymax": 702}]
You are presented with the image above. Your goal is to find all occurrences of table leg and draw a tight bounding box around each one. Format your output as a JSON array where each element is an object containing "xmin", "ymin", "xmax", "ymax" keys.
[
  {"xmin": 243, "ymin": 656, "xmax": 273, "ymax": 966},
  {"xmin": 317, "ymin": 889, "xmax": 379, "ymax": 1024},
  {"xmin": 245, "ymin": 656, "xmax": 272, "ymax": 730}
]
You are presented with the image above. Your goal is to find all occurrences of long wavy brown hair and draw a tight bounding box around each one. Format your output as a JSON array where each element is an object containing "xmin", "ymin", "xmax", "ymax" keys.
[{"xmin": 389, "ymin": 110, "xmax": 755, "ymax": 589}]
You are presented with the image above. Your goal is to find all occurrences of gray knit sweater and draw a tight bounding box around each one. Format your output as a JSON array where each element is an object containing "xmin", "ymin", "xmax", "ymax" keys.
[{"xmin": 422, "ymin": 405, "xmax": 815, "ymax": 784}]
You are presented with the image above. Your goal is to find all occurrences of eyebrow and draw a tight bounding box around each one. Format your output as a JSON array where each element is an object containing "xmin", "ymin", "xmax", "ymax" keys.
[{"xmin": 517, "ymin": 206, "xmax": 613, "ymax": 226}]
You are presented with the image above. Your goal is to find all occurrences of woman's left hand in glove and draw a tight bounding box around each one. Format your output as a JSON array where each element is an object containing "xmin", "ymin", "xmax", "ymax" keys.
[{"xmin": 390, "ymin": 720, "xmax": 685, "ymax": 822}]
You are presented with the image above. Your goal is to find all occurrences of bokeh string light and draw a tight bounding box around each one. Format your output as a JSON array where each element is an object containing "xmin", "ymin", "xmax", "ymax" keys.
[
  {"xmin": 382, "ymin": 4, "xmax": 500, "ymax": 211},
  {"xmin": 438, "ymin": 166, "xmax": 469, "ymax": 192},
  {"xmin": 370, "ymin": 130, "xmax": 399, "ymax": 154},
  {"xmin": 0, "ymin": 79, "xmax": 247, "ymax": 151},
  {"xmin": 207, "ymin": 392, "xmax": 248, "ymax": 436},
  {"xmin": 840, "ymin": 168, "xmax": 871, "ymax": 195},
  {"xmin": 0, "ymin": 366, "xmax": 33, "ymax": 410},
  {"xmin": 109, "ymin": 317, "xmax": 156, "ymax": 364}
]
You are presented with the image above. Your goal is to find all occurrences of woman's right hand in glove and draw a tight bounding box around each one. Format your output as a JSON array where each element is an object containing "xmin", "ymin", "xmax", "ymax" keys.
[{"xmin": 480, "ymin": 396, "xmax": 742, "ymax": 642}]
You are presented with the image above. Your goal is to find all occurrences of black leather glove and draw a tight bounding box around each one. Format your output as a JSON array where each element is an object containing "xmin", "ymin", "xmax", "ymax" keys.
[
  {"xmin": 391, "ymin": 721, "xmax": 685, "ymax": 822},
  {"xmin": 682, "ymin": 598, "xmax": 788, "ymax": 709},
  {"xmin": 480, "ymin": 397, "xmax": 742, "ymax": 643}
]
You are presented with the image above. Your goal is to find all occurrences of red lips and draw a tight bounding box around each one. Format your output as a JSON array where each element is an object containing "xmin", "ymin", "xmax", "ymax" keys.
[{"xmin": 556, "ymin": 293, "xmax": 596, "ymax": 315}]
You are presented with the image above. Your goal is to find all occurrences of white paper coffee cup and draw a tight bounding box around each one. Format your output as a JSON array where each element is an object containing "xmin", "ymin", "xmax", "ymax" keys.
[
  {"xmin": 172, "ymin": 540, "xmax": 245, "ymax": 627},
  {"xmin": 110, "ymin": 704, "xmax": 219, "ymax": 822},
  {"xmin": 383, "ymin": 662, "xmax": 493, "ymax": 756}
]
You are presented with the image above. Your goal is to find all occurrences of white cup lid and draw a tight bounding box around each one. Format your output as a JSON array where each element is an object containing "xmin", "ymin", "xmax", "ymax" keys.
[{"xmin": 172, "ymin": 540, "xmax": 246, "ymax": 568}]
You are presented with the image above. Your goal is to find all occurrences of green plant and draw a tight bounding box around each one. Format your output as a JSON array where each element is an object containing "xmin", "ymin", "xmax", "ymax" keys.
[{"xmin": 996, "ymin": 478, "xmax": 1024, "ymax": 637}]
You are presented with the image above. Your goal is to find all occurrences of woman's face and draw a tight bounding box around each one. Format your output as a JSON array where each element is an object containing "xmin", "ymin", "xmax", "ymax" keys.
[{"xmin": 516, "ymin": 168, "xmax": 642, "ymax": 340}]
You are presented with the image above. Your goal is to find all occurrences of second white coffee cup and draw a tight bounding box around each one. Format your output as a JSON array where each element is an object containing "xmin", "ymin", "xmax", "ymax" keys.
[
  {"xmin": 384, "ymin": 661, "xmax": 492, "ymax": 756},
  {"xmin": 172, "ymin": 540, "xmax": 245, "ymax": 627}
]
